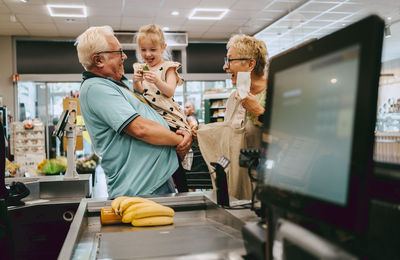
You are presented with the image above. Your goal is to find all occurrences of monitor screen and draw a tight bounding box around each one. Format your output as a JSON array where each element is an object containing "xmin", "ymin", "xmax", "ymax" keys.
[
  {"xmin": 53, "ymin": 110, "xmax": 69, "ymax": 140},
  {"xmin": 258, "ymin": 15, "xmax": 384, "ymax": 235},
  {"xmin": 262, "ymin": 45, "xmax": 360, "ymax": 206}
]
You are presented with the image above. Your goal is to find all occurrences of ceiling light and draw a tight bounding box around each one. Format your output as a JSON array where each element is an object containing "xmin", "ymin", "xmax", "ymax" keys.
[
  {"xmin": 10, "ymin": 15, "xmax": 17, "ymax": 22},
  {"xmin": 46, "ymin": 5, "xmax": 87, "ymax": 18},
  {"xmin": 19, "ymin": 0, "xmax": 28, "ymax": 3},
  {"xmin": 188, "ymin": 8, "xmax": 229, "ymax": 20},
  {"xmin": 171, "ymin": 11, "xmax": 179, "ymax": 16},
  {"xmin": 163, "ymin": 27, "xmax": 170, "ymax": 31},
  {"xmin": 385, "ymin": 26, "xmax": 391, "ymax": 38}
]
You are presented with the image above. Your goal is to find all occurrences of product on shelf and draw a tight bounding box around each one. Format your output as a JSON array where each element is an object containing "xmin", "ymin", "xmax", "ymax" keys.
[
  {"xmin": 76, "ymin": 153, "xmax": 99, "ymax": 174},
  {"xmin": 5, "ymin": 159, "xmax": 20, "ymax": 177},
  {"xmin": 12, "ymin": 119, "xmax": 46, "ymax": 176}
]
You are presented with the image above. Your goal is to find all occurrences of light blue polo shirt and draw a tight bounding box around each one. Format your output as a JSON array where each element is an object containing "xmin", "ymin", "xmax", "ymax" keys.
[{"xmin": 79, "ymin": 72, "xmax": 178, "ymax": 198}]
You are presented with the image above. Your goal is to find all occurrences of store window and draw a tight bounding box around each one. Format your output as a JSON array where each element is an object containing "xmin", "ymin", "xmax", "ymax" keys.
[
  {"xmin": 17, "ymin": 81, "xmax": 87, "ymax": 158},
  {"xmin": 47, "ymin": 82, "xmax": 80, "ymax": 126},
  {"xmin": 17, "ymin": 81, "xmax": 45, "ymax": 122}
]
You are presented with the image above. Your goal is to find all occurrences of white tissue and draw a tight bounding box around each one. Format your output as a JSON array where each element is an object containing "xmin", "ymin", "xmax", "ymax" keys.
[{"xmin": 236, "ymin": 72, "xmax": 251, "ymax": 98}]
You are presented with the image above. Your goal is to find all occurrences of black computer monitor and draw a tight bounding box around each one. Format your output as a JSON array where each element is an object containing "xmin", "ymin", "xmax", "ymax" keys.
[
  {"xmin": 52, "ymin": 110, "xmax": 69, "ymax": 140},
  {"xmin": 258, "ymin": 15, "xmax": 384, "ymax": 235}
]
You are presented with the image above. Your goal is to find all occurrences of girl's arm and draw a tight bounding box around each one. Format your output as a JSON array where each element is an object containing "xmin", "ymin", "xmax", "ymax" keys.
[{"xmin": 143, "ymin": 67, "xmax": 177, "ymax": 97}]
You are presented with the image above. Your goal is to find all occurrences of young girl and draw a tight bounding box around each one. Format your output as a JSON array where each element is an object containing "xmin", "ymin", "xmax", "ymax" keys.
[
  {"xmin": 133, "ymin": 24, "xmax": 190, "ymax": 192},
  {"xmin": 133, "ymin": 24, "xmax": 190, "ymax": 134}
]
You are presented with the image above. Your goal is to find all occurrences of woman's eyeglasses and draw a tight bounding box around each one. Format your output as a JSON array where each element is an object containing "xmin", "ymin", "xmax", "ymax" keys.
[{"xmin": 224, "ymin": 57, "xmax": 250, "ymax": 69}]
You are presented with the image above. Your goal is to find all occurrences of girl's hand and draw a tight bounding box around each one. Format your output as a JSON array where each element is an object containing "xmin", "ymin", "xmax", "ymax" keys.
[
  {"xmin": 143, "ymin": 71, "xmax": 161, "ymax": 85},
  {"xmin": 133, "ymin": 69, "xmax": 144, "ymax": 83},
  {"xmin": 241, "ymin": 93, "xmax": 265, "ymax": 117},
  {"xmin": 176, "ymin": 129, "xmax": 192, "ymax": 159}
]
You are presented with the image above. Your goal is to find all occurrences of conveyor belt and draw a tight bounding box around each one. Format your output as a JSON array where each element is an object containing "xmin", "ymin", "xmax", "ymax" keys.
[
  {"xmin": 94, "ymin": 225, "xmax": 243, "ymax": 259},
  {"xmin": 59, "ymin": 192, "xmax": 258, "ymax": 260}
]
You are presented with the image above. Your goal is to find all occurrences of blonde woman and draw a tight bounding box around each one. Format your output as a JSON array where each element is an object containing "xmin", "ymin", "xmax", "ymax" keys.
[{"xmin": 223, "ymin": 34, "xmax": 269, "ymax": 199}]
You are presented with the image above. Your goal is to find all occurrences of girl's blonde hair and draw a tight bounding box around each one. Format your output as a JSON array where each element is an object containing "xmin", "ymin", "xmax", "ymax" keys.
[
  {"xmin": 136, "ymin": 24, "xmax": 170, "ymax": 61},
  {"xmin": 136, "ymin": 24, "xmax": 165, "ymax": 48},
  {"xmin": 227, "ymin": 34, "xmax": 269, "ymax": 77},
  {"xmin": 75, "ymin": 26, "xmax": 114, "ymax": 70}
]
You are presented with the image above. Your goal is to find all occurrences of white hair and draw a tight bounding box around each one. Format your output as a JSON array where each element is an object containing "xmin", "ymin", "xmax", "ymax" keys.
[{"xmin": 75, "ymin": 26, "xmax": 114, "ymax": 70}]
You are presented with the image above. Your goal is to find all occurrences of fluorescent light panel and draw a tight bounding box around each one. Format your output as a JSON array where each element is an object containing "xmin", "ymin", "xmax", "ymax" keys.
[
  {"xmin": 47, "ymin": 5, "xmax": 87, "ymax": 18},
  {"xmin": 189, "ymin": 8, "xmax": 229, "ymax": 20},
  {"xmin": 254, "ymin": 0, "xmax": 362, "ymax": 56}
]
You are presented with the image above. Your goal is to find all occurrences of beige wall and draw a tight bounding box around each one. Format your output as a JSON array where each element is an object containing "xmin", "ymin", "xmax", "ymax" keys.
[{"xmin": 0, "ymin": 36, "xmax": 14, "ymax": 117}]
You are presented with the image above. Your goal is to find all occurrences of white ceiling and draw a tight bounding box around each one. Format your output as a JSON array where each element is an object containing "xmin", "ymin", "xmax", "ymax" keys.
[
  {"xmin": 254, "ymin": 0, "xmax": 400, "ymax": 61},
  {"xmin": 0, "ymin": 0, "xmax": 399, "ymax": 61}
]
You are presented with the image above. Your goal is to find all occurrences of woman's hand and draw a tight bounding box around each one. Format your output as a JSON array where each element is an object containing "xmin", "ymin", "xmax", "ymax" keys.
[{"xmin": 241, "ymin": 93, "xmax": 265, "ymax": 117}]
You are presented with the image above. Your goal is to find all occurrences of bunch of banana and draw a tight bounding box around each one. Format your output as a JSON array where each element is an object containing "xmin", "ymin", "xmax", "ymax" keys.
[
  {"xmin": 111, "ymin": 196, "xmax": 152, "ymax": 216},
  {"xmin": 103, "ymin": 196, "xmax": 175, "ymax": 227}
]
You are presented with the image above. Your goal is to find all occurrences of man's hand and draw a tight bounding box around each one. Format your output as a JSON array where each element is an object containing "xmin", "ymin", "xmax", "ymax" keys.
[{"xmin": 176, "ymin": 129, "xmax": 192, "ymax": 160}]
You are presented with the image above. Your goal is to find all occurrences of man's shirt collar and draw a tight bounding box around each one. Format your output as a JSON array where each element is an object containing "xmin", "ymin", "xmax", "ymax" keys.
[{"xmin": 82, "ymin": 71, "xmax": 129, "ymax": 89}]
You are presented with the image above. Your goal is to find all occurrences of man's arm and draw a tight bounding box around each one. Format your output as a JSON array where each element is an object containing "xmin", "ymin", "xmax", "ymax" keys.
[{"xmin": 123, "ymin": 116, "xmax": 183, "ymax": 146}]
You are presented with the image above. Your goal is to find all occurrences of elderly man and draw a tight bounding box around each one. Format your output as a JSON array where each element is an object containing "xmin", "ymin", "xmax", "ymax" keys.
[
  {"xmin": 75, "ymin": 26, "xmax": 191, "ymax": 198},
  {"xmin": 184, "ymin": 102, "xmax": 199, "ymax": 136}
]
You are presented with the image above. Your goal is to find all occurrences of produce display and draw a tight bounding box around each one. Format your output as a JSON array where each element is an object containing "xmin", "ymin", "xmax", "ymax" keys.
[
  {"xmin": 37, "ymin": 157, "xmax": 67, "ymax": 175},
  {"xmin": 101, "ymin": 196, "xmax": 175, "ymax": 227},
  {"xmin": 35, "ymin": 153, "xmax": 99, "ymax": 175},
  {"xmin": 5, "ymin": 159, "xmax": 20, "ymax": 177},
  {"xmin": 76, "ymin": 153, "xmax": 99, "ymax": 174}
]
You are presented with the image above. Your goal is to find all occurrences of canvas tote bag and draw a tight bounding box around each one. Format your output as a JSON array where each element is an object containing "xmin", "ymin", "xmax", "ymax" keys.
[{"xmin": 197, "ymin": 100, "xmax": 252, "ymax": 200}]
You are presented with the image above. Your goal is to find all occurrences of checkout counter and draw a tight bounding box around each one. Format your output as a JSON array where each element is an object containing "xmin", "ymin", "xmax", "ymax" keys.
[
  {"xmin": 59, "ymin": 192, "xmax": 259, "ymax": 259},
  {"xmin": 3, "ymin": 170, "xmax": 263, "ymax": 259},
  {"xmin": 3, "ymin": 174, "xmax": 92, "ymax": 259}
]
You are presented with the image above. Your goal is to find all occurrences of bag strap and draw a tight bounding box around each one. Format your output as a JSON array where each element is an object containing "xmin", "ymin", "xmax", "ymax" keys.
[
  {"xmin": 126, "ymin": 89, "xmax": 149, "ymax": 105},
  {"xmin": 81, "ymin": 72, "xmax": 149, "ymax": 105},
  {"xmin": 226, "ymin": 96, "xmax": 248, "ymax": 127}
]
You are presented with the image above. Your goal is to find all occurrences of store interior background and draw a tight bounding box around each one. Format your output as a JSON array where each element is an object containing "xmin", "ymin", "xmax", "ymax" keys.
[{"xmin": 1, "ymin": 0, "xmax": 400, "ymax": 175}]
